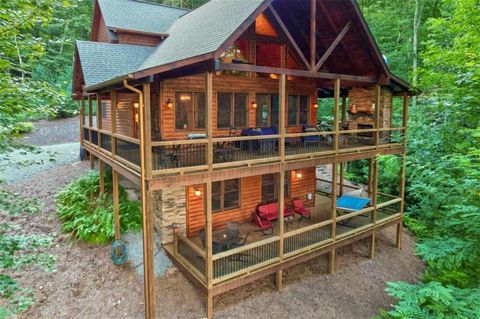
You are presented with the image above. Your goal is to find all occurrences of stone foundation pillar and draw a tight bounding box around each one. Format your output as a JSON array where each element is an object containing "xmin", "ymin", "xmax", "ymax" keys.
[{"xmin": 152, "ymin": 187, "xmax": 187, "ymax": 244}]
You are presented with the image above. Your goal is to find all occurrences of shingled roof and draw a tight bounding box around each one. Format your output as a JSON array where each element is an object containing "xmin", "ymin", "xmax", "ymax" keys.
[
  {"xmin": 139, "ymin": 0, "xmax": 266, "ymax": 71},
  {"xmin": 76, "ymin": 41, "xmax": 155, "ymax": 88},
  {"xmin": 97, "ymin": 0, "xmax": 189, "ymax": 35}
]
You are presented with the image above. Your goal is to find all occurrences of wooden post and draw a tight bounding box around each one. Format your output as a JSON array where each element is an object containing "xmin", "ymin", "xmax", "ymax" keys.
[
  {"xmin": 309, "ymin": 0, "xmax": 316, "ymax": 69},
  {"xmin": 88, "ymin": 95, "xmax": 93, "ymax": 127},
  {"xmin": 279, "ymin": 74, "xmax": 286, "ymax": 160},
  {"xmin": 99, "ymin": 160, "xmax": 105, "ymax": 194},
  {"xmin": 328, "ymin": 249, "xmax": 336, "ymax": 274},
  {"xmin": 143, "ymin": 84, "xmax": 152, "ymax": 178},
  {"xmin": 206, "ymin": 72, "xmax": 213, "ymax": 171},
  {"xmin": 370, "ymin": 156, "xmax": 379, "ymax": 259},
  {"xmin": 90, "ymin": 154, "xmax": 95, "ymax": 169},
  {"xmin": 79, "ymin": 99, "xmax": 85, "ymax": 145},
  {"xmin": 330, "ymin": 161, "xmax": 338, "ymax": 273},
  {"xmin": 111, "ymin": 91, "xmax": 117, "ymax": 156},
  {"xmin": 369, "ymin": 233, "xmax": 376, "ymax": 259},
  {"xmin": 122, "ymin": 80, "xmax": 156, "ymax": 319},
  {"xmin": 339, "ymin": 162, "xmax": 344, "ymax": 196},
  {"xmin": 375, "ymin": 84, "xmax": 381, "ymax": 147},
  {"xmin": 277, "ymin": 170, "xmax": 285, "ymax": 291},
  {"xmin": 113, "ymin": 170, "xmax": 120, "ymax": 241},
  {"xmin": 367, "ymin": 158, "xmax": 374, "ymax": 195},
  {"xmin": 333, "ymin": 79, "xmax": 340, "ymax": 153},
  {"xmin": 97, "ymin": 93, "xmax": 102, "ymax": 149},
  {"xmin": 205, "ymin": 181, "xmax": 213, "ymax": 318}
]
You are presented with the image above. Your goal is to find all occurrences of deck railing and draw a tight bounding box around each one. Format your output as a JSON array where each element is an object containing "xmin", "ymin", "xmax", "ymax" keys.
[
  {"xmin": 283, "ymin": 220, "xmax": 333, "ymax": 257},
  {"xmin": 152, "ymin": 139, "xmax": 208, "ymax": 174},
  {"xmin": 284, "ymin": 132, "xmax": 335, "ymax": 158},
  {"xmin": 115, "ymin": 134, "xmax": 140, "ymax": 168},
  {"xmin": 99, "ymin": 130, "xmax": 112, "ymax": 153},
  {"xmin": 212, "ymin": 236, "xmax": 279, "ymax": 283},
  {"xmin": 174, "ymin": 231, "xmax": 206, "ymax": 283}
]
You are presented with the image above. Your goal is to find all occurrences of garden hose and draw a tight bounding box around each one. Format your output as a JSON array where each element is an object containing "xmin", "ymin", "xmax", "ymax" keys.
[{"xmin": 111, "ymin": 240, "xmax": 127, "ymax": 265}]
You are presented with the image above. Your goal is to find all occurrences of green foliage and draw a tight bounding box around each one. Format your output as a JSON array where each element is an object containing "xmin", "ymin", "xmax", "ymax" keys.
[
  {"xmin": 0, "ymin": 195, "xmax": 55, "ymax": 316},
  {"xmin": 386, "ymin": 281, "xmax": 480, "ymax": 319},
  {"xmin": 56, "ymin": 172, "xmax": 142, "ymax": 245}
]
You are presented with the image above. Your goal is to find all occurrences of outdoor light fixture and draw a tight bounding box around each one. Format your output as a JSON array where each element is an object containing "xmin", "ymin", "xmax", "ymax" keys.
[
  {"xmin": 251, "ymin": 101, "xmax": 258, "ymax": 109},
  {"xmin": 269, "ymin": 73, "xmax": 279, "ymax": 80},
  {"xmin": 165, "ymin": 98, "xmax": 173, "ymax": 109},
  {"xmin": 133, "ymin": 102, "xmax": 139, "ymax": 108},
  {"xmin": 313, "ymin": 102, "xmax": 319, "ymax": 109},
  {"xmin": 295, "ymin": 171, "xmax": 303, "ymax": 179},
  {"xmin": 194, "ymin": 187, "xmax": 201, "ymax": 197}
]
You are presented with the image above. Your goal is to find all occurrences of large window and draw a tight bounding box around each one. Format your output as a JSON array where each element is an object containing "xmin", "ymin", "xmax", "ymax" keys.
[
  {"xmin": 212, "ymin": 179, "xmax": 240, "ymax": 212},
  {"xmin": 261, "ymin": 172, "xmax": 291, "ymax": 203},
  {"xmin": 217, "ymin": 93, "xmax": 248, "ymax": 129},
  {"xmin": 287, "ymin": 95, "xmax": 309, "ymax": 126},
  {"xmin": 175, "ymin": 92, "xmax": 205, "ymax": 130},
  {"xmin": 256, "ymin": 94, "xmax": 279, "ymax": 127}
]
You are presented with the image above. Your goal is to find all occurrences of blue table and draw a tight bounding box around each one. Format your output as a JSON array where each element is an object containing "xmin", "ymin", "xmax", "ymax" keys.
[{"xmin": 336, "ymin": 195, "xmax": 371, "ymax": 212}]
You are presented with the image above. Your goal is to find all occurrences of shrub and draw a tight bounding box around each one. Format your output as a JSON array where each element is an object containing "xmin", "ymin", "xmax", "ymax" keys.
[{"xmin": 56, "ymin": 172, "xmax": 142, "ymax": 245}]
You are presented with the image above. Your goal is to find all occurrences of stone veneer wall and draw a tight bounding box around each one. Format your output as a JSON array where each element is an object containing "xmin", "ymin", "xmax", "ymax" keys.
[
  {"xmin": 347, "ymin": 87, "xmax": 392, "ymax": 130},
  {"xmin": 152, "ymin": 187, "xmax": 187, "ymax": 244}
]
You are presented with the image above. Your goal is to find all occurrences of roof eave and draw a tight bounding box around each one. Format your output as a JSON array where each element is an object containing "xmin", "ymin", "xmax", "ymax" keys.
[{"xmin": 85, "ymin": 73, "xmax": 134, "ymax": 92}]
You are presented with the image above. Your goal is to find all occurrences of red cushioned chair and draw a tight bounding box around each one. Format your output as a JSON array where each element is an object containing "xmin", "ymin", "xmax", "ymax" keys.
[
  {"xmin": 292, "ymin": 199, "xmax": 311, "ymax": 222},
  {"xmin": 253, "ymin": 213, "xmax": 273, "ymax": 235}
]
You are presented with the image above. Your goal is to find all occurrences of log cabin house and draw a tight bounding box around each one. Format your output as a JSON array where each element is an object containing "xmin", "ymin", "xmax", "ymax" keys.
[{"xmin": 72, "ymin": 0, "xmax": 411, "ymax": 318}]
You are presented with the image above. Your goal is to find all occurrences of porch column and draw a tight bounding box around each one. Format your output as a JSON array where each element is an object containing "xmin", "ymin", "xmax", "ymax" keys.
[
  {"xmin": 367, "ymin": 158, "xmax": 374, "ymax": 195},
  {"xmin": 99, "ymin": 160, "xmax": 105, "ymax": 194},
  {"xmin": 279, "ymin": 74, "xmax": 286, "ymax": 160},
  {"xmin": 339, "ymin": 162, "xmax": 344, "ymax": 196},
  {"xmin": 374, "ymin": 84, "xmax": 381, "ymax": 148},
  {"xmin": 143, "ymin": 84, "xmax": 152, "ymax": 178},
  {"xmin": 397, "ymin": 94, "xmax": 409, "ymax": 250},
  {"xmin": 309, "ymin": 0, "xmax": 316, "ymax": 69},
  {"xmin": 329, "ymin": 162, "xmax": 338, "ymax": 274},
  {"xmin": 111, "ymin": 90, "xmax": 117, "ymax": 156},
  {"xmin": 79, "ymin": 99, "xmax": 85, "ymax": 145},
  {"xmin": 369, "ymin": 157, "xmax": 379, "ymax": 259},
  {"xmin": 97, "ymin": 93, "xmax": 102, "ymax": 148},
  {"xmin": 205, "ymin": 181, "xmax": 214, "ymax": 318},
  {"xmin": 206, "ymin": 72, "xmax": 213, "ymax": 171},
  {"xmin": 88, "ymin": 95, "xmax": 94, "ymax": 169},
  {"xmin": 113, "ymin": 170, "xmax": 120, "ymax": 241},
  {"xmin": 333, "ymin": 79, "xmax": 340, "ymax": 153}
]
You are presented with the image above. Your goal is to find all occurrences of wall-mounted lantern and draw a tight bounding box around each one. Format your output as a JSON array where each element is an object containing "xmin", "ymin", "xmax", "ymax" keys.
[
  {"xmin": 194, "ymin": 187, "xmax": 201, "ymax": 197},
  {"xmin": 313, "ymin": 102, "xmax": 319, "ymax": 109},
  {"xmin": 165, "ymin": 98, "xmax": 173, "ymax": 109},
  {"xmin": 251, "ymin": 101, "xmax": 258, "ymax": 109}
]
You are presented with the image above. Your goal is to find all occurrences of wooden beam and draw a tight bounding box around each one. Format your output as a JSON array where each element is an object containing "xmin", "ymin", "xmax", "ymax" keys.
[
  {"xmin": 143, "ymin": 84, "xmax": 152, "ymax": 179},
  {"xmin": 333, "ymin": 79, "xmax": 341, "ymax": 152},
  {"xmin": 269, "ymin": 5, "xmax": 311, "ymax": 70},
  {"xmin": 99, "ymin": 159, "xmax": 105, "ymax": 194},
  {"xmin": 111, "ymin": 91, "xmax": 117, "ymax": 156},
  {"xmin": 310, "ymin": 0, "xmax": 317, "ymax": 69},
  {"xmin": 375, "ymin": 85, "xmax": 381, "ymax": 147},
  {"xmin": 314, "ymin": 21, "xmax": 351, "ymax": 72},
  {"xmin": 339, "ymin": 162, "xmax": 344, "ymax": 196},
  {"xmin": 369, "ymin": 232, "xmax": 376, "ymax": 259},
  {"xmin": 113, "ymin": 169, "xmax": 120, "ymax": 241},
  {"xmin": 328, "ymin": 249, "xmax": 336, "ymax": 274},
  {"xmin": 340, "ymin": 94, "xmax": 347, "ymax": 129},
  {"xmin": 206, "ymin": 73, "xmax": 213, "ymax": 170},
  {"xmin": 205, "ymin": 180, "xmax": 213, "ymax": 317},
  {"xmin": 218, "ymin": 62, "xmax": 377, "ymax": 83},
  {"xmin": 275, "ymin": 269, "xmax": 283, "ymax": 291}
]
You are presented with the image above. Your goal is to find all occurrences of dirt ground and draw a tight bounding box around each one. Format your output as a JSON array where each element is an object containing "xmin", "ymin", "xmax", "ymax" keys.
[{"xmin": 3, "ymin": 119, "xmax": 424, "ymax": 319}]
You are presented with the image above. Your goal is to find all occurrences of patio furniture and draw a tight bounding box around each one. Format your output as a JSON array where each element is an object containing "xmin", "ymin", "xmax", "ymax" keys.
[
  {"xmin": 257, "ymin": 202, "xmax": 294, "ymax": 221},
  {"xmin": 214, "ymin": 127, "xmax": 239, "ymax": 162},
  {"xmin": 302, "ymin": 125, "xmax": 320, "ymax": 147},
  {"xmin": 253, "ymin": 213, "xmax": 273, "ymax": 235},
  {"xmin": 336, "ymin": 195, "xmax": 371, "ymax": 226},
  {"xmin": 241, "ymin": 127, "xmax": 278, "ymax": 154},
  {"xmin": 199, "ymin": 229, "xmax": 225, "ymax": 254},
  {"xmin": 292, "ymin": 199, "xmax": 312, "ymax": 223}
]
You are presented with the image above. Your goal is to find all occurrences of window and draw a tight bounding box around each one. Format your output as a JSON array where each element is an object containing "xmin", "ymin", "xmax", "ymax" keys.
[
  {"xmin": 175, "ymin": 92, "xmax": 205, "ymax": 130},
  {"xmin": 287, "ymin": 95, "xmax": 309, "ymax": 126},
  {"xmin": 212, "ymin": 179, "xmax": 240, "ymax": 212},
  {"xmin": 261, "ymin": 172, "xmax": 291, "ymax": 203},
  {"xmin": 217, "ymin": 93, "xmax": 248, "ymax": 129},
  {"xmin": 256, "ymin": 94, "xmax": 279, "ymax": 127},
  {"xmin": 101, "ymin": 101, "xmax": 108, "ymax": 119}
]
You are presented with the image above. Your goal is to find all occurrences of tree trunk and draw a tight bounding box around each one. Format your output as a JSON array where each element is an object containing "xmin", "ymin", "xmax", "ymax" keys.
[{"xmin": 412, "ymin": 0, "xmax": 423, "ymax": 107}]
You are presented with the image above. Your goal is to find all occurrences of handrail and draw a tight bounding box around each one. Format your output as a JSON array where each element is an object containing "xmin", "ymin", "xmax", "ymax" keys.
[
  {"xmin": 176, "ymin": 232, "xmax": 206, "ymax": 257},
  {"xmin": 152, "ymin": 139, "xmax": 208, "ymax": 147},
  {"xmin": 376, "ymin": 198, "xmax": 402, "ymax": 209},
  {"xmin": 284, "ymin": 219, "xmax": 332, "ymax": 238},
  {"xmin": 212, "ymin": 235, "xmax": 279, "ymax": 261},
  {"xmin": 336, "ymin": 206, "xmax": 375, "ymax": 222},
  {"xmin": 113, "ymin": 133, "xmax": 140, "ymax": 145},
  {"xmin": 285, "ymin": 131, "xmax": 334, "ymax": 138}
]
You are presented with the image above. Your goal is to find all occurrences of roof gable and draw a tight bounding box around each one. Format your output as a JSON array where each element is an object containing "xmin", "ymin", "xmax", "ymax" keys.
[
  {"xmin": 75, "ymin": 41, "xmax": 155, "ymax": 89},
  {"xmin": 96, "ymin": 0, "xmax": 189, "ymax": 35},
  {"xmin": 138, "ymin": 0, "xmax": 269, "ymax": 73}
]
